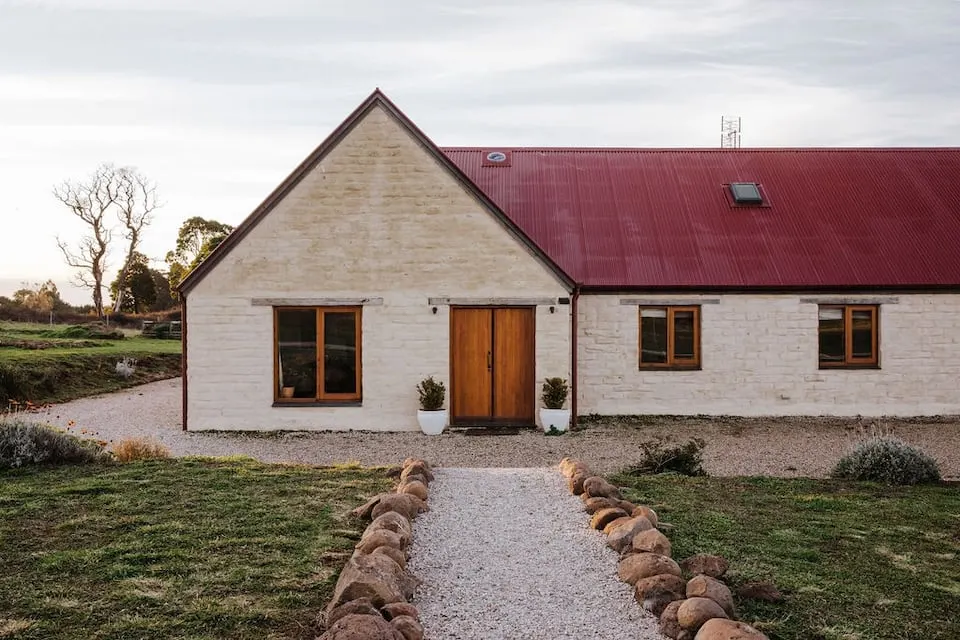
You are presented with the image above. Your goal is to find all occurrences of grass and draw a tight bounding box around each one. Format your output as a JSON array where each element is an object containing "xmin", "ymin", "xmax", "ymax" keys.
[
  {"xmin": 0, "ymin": 458, "xmax": 393, "ymax": 639},
  {"xmin": 0, "ymin": 321, "xmax": 181, "ymax": 406},
  {"xmin": 0, "ymin": 321, "xmax": 181, "ymax": 358},
  {"xmin": 610, "ymin": 473, "xmax": 960, "ymax": 640}
]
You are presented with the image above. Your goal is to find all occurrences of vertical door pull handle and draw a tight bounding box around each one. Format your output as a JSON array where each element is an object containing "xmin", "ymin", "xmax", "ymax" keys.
[{"xmin": 487, "ymin": 351, "xmax": 492, "ymax": 370}]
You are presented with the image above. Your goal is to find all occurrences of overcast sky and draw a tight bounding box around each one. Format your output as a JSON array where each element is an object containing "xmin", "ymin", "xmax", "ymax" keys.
[{"xmin": 2, "ymin": 0, "xmax": 959, "ymax": 305}]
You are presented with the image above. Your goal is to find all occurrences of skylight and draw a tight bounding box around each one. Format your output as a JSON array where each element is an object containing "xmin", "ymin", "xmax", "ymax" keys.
[
  {"xmin": 729, "ymin": 182, "xmax": 763, "ymax": 205},
  {"xmin": 481, "ymin": 149, "xmax": 512, "ymax": 167}
]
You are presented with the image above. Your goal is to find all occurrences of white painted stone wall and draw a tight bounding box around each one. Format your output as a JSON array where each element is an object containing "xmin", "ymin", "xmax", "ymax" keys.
[
  {"xmin": 186, "ymin": 104, "xmax": 570, "ymax": 431},
  {"xmin": 578, "ymin": 293, "xmax": 960, "ymax": 416}
]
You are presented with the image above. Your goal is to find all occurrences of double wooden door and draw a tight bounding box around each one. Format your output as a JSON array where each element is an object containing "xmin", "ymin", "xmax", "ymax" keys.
[{"xmin": 450, "ymin": 307, "xmax": 536, "ymax": 426}]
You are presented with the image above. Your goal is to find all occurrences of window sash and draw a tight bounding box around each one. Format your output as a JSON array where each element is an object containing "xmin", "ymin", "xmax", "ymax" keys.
[
  {"xmin": 819, "ymin": 304, "xmax": 878, "ymax": 368},
  {"xmin": 639, "ymin": 306, "xmax": 700, "ymax": 369},
  {"xmin": 274, "ymin": 306, "xmax": 362, "ymax": 402}
]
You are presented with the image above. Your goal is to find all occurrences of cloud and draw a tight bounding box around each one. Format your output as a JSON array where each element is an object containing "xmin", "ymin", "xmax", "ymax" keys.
[{"xmin": 1, "ymin": 0, "xmax": 959, "ymax": 303}]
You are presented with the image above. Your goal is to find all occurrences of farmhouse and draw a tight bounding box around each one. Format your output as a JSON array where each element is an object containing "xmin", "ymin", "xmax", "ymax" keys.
[{"xmin": 177, "ymin": 89, "xmax": 960, "ymax": 431}]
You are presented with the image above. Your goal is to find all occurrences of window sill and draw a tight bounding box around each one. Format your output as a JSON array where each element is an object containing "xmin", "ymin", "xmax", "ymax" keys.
[
  {"xmin": 818, "ymin": 364, "xmax": 881, "ymax": 370},
  {"xmin": 638, "ymin": 365, "xmax": 702, "ymax": 371},
  {"xmin": 272, "ymin": 401, "xmax": 363, "ymax": 408}
]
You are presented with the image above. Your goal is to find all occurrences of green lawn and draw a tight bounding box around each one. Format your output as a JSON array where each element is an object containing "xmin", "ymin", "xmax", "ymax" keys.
[
  {"xmin": 0, "ymin": 321, "xmax": 181, "ymax": 360},
  {"xmin": 0, "ymin": 321, "xmax": 181, "ymax": 405},
  {"xmin": 610, "ymin": 473, "xmax": 960, "ymax": 640},
  {"xmin": 0, "ymin": 458, "xmax": 393, "ymax": 639}
]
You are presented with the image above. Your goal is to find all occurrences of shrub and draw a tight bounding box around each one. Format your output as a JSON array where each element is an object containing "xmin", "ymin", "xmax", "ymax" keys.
[
  {"xmin": 541, "ymin": 377, "xmax": 569, "ymax": 410},
  {"xmin": 0, "ymin": 420, "xmax": 108, "ymax": 468},
  {"xmin": 160, "ymin": 309, "xmax": 182, "ymax": 322},
  {"xmin": 416, "ymin": 376, "xmax": 445, "ymax": 411},
  {"xmin": 0, "ymin": 366, "xmax": 29, "ymax": 406},
  {"xmin": 58, "ymin": 322, "xmax": 125, "ymax": 340},
  {"xmin": 832, "ymin": 435, "xmax": 941, "ymax": 485},
  {"xmin": 112, "ymin": 437, "xmax": 170, "ymax": 462},
  {"xmin": 622, "ymin": 436, "xmax": 707, "ymax": 476}
]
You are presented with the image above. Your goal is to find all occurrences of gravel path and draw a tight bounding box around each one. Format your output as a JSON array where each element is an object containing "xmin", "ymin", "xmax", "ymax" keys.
[
  {"xmin": 407, "ymin": 468, "xmax": 660, "ymax": 639},
  {"xmin": 18, "ymin": 378, "xmax": 960, "ymax": 478}
]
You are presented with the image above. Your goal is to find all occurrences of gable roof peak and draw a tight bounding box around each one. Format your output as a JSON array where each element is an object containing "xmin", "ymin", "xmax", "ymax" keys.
[{"xmin": 176, "ymin": 88, "xmax": 573, "ymax": 295}]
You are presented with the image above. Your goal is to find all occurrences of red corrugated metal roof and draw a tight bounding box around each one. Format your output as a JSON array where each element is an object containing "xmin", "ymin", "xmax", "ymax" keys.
[{"xmin": 442, "ymin": 147, "xmax": 960, "ymax": 289}]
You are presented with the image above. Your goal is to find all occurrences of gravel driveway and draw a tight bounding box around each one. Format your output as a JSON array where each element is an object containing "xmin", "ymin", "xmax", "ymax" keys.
[
  {"xmin": 26, "ymin": 378, "xmax": 960, "ymax": 478},
  {"xmin": 407, "ymin": 468, "xmax": 660, "ymax": 639}
]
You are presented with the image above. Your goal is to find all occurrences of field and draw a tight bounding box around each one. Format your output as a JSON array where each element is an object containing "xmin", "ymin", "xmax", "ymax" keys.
[
  {"xmin": 0, "ymin": 458, "xmax": 392, "ymax": 639},
  {"xmin": 611, "ymin": 473, "xmax": 960, "ymax": 640},
  {"xmin": 0, "ymin": 321, "xmax": 181, "ymax": 406}
]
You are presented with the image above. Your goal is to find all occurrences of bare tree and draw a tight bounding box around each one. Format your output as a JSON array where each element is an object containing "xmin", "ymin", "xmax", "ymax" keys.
[
  {"xmin": 111, "ymin": 168, "xmax": 160, "ymax": 313},
  {"xmin": 52, "ymin": 163, "xmax": 160, "ymax": 317},
  {"xmin": 53, "ymin": 164, "xmax": 120, "ymax": 317}
]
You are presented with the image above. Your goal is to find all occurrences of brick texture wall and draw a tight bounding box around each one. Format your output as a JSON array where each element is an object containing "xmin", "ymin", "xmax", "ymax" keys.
[
  {"xmin": 578, "ymin": 294, "xmax": 960, "ymax": 416},
  {"xmin": 186, "ymin": 105, "xmax": 570, "ymax": 431}
]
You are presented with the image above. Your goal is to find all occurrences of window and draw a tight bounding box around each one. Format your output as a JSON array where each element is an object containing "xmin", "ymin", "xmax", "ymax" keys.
[
  {"xmin": 729, "ymin": 182, "xmax": 763, "ymax": 204},
  {"xmin": 274, "ymin": 307, "xmax": 361, "ymax": 402},
  {"xmin": 818, "ymin": 305, "xmax": 878, "ymax": 368},
  {"xmin": 639, "ymin": 306, "xmax": 700, "ymax": 369}
]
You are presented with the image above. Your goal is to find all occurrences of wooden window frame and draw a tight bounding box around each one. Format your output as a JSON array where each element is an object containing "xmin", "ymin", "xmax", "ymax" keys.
[
  {"xmin": 273, "ymin": 306, "xmax": 362, "ymax": 404},
  {"xmin": 638, "ymin": 306, "xmax": 701, "ymax": 370},
  {"xmin": 818, "ymin": 304, "xmax": 879, "ymax": 369}
]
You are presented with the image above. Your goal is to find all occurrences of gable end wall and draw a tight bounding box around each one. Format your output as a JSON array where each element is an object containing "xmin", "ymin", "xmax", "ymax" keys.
[{"xmin": 185, "ymin": 105, "xmax": 569, "ymax": 431}]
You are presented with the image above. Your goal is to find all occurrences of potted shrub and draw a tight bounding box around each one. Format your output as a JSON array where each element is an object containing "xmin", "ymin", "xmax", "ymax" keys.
[
  {"xmin": 540, "ymin": 377, "xmax": 570, "ymax": 433},
  {"xmin": 416, "ymin": 376, "xmax": 447, "ymax": 435}
]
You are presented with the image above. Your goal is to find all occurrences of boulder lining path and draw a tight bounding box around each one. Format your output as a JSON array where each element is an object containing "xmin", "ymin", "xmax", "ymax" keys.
[{"xmin": 406, "ymin": 467, "xmax": 661, "ymax": 639}]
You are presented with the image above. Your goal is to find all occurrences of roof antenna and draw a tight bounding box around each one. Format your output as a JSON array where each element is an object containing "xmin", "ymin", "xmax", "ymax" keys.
[{"xmin": 721, "ymin": 116, "xmax": 742, "ymax": 149}]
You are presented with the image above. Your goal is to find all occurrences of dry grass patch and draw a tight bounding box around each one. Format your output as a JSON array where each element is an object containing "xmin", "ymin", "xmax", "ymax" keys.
[
  {"xmin": 111, "ymin": 437, "xmax": 170, "ymax": 462},
  {"xmin": 0, "ymin": 619, "xmax": 33, "ymax": 637}
]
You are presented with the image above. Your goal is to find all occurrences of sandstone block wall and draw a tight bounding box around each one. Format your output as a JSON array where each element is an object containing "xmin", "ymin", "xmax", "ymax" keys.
[
  {"xmin": 185, "ymin": 105, "xmax": 570, "ymax": 431},
  {"xmin": 578, "ymin": 293, "xmax": 960, "ymax": 416}
]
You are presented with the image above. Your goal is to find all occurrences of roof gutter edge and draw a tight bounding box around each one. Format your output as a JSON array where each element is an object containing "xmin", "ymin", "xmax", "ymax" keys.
[{"xmin": 577, "ymin": 284, "xmax": 960, "ymax": 295}]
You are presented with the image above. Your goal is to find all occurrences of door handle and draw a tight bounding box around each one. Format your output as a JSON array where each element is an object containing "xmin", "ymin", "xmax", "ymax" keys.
[{"xmin": 486, "ymin": 351, "xmax": 492, "ymax": 371}]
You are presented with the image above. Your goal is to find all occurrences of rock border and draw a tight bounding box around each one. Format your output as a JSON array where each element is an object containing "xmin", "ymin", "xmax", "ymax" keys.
[
  {"xmin": 559, "ymin": 457, "xmax": 772, "ymax": 640},
  {"xmin": 317, "ymin": 458, "xmax": 435, "ymax": 640}
]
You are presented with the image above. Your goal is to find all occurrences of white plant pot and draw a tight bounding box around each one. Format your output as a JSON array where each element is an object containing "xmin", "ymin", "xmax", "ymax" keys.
[
  {"xmin": 417, "ymin": 409, "xmax": 447, "ymax": 435},
  {"xmin": 540, "ymin": 408, "xmax": 571, "ymax": 433}
]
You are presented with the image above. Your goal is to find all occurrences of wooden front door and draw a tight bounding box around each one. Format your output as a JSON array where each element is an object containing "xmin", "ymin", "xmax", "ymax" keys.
[{"xmin": 450, "ymin": 307, "xmax": 536, "ymax": 426}]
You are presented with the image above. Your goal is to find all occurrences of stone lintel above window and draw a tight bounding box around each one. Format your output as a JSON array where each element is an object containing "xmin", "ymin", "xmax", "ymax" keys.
[{"xmin": 252, "ymin": 297, "xmax": 383, "ymax": 306}]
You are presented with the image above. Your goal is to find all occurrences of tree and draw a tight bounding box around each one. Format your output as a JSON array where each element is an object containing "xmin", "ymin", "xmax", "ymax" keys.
[
  {"xmin": 166, "ymin": 262, "xmax": 188, "ymax": 301},
  {"xmin": 165, "ymin": 216, "xmax": 234, "ymax": 295},
  {"xmin": 149, "ymin": 269, "xmax": 175, "ymax": 311},
  {"xmin": 109, "ymin": 252, "xmax": 156, "ymax": 313},
  {"xmin": 111, "ymin": 168, "xmax": 160, "ymax": 313},
  {"xmin": 12, "ymin": 280, "xmax": 69, "ymax": 314},
  {"xmin": 53, "ymin": 163, "xmax": 159, "ymax": 317},
  {"xmin": 53, "ymin": 164, "xmax": 118, "ymax": 316}
]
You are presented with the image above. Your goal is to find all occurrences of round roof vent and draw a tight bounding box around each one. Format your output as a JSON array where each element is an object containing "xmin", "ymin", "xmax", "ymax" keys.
[{"xmin": 486, "ymin": 151, "xmax": 507, "ymax": 163}]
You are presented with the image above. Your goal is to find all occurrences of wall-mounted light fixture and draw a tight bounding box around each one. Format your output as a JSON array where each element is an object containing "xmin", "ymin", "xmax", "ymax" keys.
[
  {"xmin": 432, "ymin": 306, "xmax": 438, "ymax": 314},
  {"xmin": 549, "ymin": 306, "xmax": 555, "ymax": 314}
]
